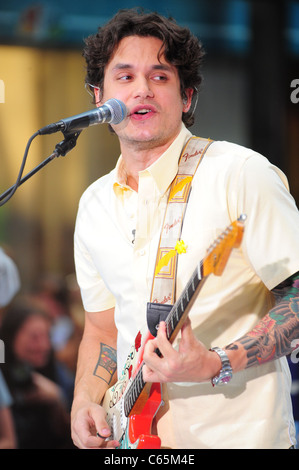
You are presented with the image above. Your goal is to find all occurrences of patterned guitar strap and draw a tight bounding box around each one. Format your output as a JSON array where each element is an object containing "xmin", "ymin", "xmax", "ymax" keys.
[
  {"xmin": 107, "ymin": 137, "xmax": 213, "ymax": 412},
  {"xmin": 147, "ymin": 136, "xmax": 213, "ymax": 336}
]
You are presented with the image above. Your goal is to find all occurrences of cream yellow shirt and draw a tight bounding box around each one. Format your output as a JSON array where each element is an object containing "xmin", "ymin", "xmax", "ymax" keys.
[{"xmin": 74, "ymin": 124, "xmax": 299, "ymax": 448}]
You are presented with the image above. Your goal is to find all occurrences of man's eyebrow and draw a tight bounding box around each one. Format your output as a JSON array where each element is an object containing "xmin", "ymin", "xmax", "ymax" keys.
[
  {"xmin": 112, "ymin": 63, "xmax": 133, "ymax": 71},
  {"xmin": 152, "ymin": 64, "xmax": 173, "ymax": 72},
  {"xmin": 111, "ymin": 63, "xmax": 173, "ymax": 72}
]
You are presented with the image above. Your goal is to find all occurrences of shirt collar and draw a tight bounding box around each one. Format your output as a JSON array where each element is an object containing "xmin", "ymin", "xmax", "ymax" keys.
[{"xmin": 113, "ymin": 124, "xmax": 192, "ymax": 196}]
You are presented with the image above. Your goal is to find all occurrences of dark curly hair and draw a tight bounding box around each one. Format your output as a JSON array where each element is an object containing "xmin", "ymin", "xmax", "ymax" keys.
[{"xmin": 83, "ymin": 8, "xmax": 205, "ymax": 127}]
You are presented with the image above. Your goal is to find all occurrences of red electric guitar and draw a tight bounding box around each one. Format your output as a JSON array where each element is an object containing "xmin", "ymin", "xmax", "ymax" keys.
[{"xmin": 101, "ymin": 214, "xmax": 246, "ymax": 449}]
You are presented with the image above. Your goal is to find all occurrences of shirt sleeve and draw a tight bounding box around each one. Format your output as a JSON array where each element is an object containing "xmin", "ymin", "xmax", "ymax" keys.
[
  {"xmin": 232, "ymin": 152, "xmax": 299, "ymax": 290},
  {"xmin": 74, "ymin": 198, "xmax": 116, "ymax": 313}
]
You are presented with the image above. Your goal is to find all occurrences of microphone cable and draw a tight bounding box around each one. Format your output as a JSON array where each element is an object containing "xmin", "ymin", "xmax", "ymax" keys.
[
  {"xmin": 0, "ymin": 130, "xmax": 81, "ymax": 207},
  {"xmin": 0, "ymin": 131, "xmax": 39, "ymax": 207}
]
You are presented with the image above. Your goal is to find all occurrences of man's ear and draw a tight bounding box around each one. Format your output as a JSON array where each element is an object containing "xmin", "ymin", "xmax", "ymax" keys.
[
  {"xmin": 183, "ymin": 88, "xmax": 194, "ymax": 113},
  {"xmin": 94, "ymin": 87, "xmax": 102, "ymax": 106}
]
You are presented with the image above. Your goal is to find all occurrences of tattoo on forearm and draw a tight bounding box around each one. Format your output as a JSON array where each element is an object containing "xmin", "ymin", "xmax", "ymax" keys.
[
  {"xmin": 226, "ymin": 273, "xmax": 299, "ymax": 368},
  {"xmin": 93, "ymin": 343, "xmax": 117, "ymax": 384}
]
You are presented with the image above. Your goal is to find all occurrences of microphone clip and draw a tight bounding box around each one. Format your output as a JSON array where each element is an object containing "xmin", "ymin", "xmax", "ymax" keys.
[{"xmin": 54, "ymin": 131, "xmax": 82, "ymax": 157}]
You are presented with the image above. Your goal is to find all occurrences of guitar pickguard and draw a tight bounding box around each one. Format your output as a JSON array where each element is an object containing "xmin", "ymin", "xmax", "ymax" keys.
[
  {"xmin": 107, "ymin": 328, "xmax": 144, "ymax": 409},
  {"xmin": 102, "ymin": 328, "xmax": 163, "ymax": 449}
]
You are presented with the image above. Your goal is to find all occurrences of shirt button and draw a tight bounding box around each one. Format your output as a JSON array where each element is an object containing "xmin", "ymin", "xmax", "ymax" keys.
[{"xmin": 139, "ymin": 249, "xmax": 146, "ymax": 256}]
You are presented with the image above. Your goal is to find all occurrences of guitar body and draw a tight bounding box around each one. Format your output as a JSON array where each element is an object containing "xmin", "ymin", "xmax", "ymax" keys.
[
  {"xmin": 104, "ymin": 382, "xmax": 162, "ymax": 449},
  {"xmin": 102, "ymin": 331, "xmax": 163, "ymax": 449}
]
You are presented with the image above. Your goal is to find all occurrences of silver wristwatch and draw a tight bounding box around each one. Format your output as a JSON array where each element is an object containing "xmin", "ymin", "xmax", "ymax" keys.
[{"xmin": 210, "ymin": 347, "xmax": 233, "ymax": 386}]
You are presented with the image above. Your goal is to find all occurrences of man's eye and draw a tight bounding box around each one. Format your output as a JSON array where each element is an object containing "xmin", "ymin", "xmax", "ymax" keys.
[
  {"xmin": 119, "ymin": 75, "xmax": 132, "ymax": 81},
  {"xmin": 153, "ymin": 75, "xmax": 167, "ymax": 81}
]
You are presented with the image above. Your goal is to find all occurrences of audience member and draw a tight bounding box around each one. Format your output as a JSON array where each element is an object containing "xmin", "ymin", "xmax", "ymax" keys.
[
  {"xmin": 0, "ymin": 370, "xmax": 16, "ymax": 448},
  {"xmin": 0, "ymin": 297, "xmax": 74, "ymax": 448},
  {"xmin": 30, "ymin": 272, "xmax": 83, "ymax": 376}
]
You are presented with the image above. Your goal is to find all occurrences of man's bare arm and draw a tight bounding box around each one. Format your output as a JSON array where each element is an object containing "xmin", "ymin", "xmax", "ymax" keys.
[
  {"xmin": 71, "ymin": 307, "xmax": 119, "ymax": 448},
  {"xmin": 226, "ymin": 272, "xmax": 299, "ymax": 371},
  {"xmin": 73, "ymin": 308, "xmax": 117, "ymax": 402}
]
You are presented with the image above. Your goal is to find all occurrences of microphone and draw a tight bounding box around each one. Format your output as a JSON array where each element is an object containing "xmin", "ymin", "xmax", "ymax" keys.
[{"xmin": 38, "ymin": 98, "xmax": 127, "ymax": 135}]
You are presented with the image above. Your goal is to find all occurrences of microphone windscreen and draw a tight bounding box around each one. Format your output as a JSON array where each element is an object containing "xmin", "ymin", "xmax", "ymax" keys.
[{"xmin": 107, "ymin": 99, "xmax": 127, "ymax": 124}]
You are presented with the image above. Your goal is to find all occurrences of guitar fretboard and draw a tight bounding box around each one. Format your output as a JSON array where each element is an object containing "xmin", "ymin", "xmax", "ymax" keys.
[{"xmin": 165, "ymin": 263, "xmax": 202, "ymax": 342}]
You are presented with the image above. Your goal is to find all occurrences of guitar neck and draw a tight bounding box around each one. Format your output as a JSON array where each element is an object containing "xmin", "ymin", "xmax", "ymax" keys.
[{"xmin": 165, "ymin": 262, "xmax": 205, "ymax": 343}]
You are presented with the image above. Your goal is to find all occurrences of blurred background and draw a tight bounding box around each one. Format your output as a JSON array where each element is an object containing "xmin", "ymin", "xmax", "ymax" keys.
[
  {"xmin": 0, "ymin": 0, "xmax": 298, "ymax": 290},
  {"xmin": 0, "ymin": 0, "xmax": 298, "ymax": 448}
]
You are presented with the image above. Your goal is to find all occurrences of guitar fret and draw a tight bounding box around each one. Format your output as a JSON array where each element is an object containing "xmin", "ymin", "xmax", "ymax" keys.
[
  {"xmin": 138, "ymin": 370, "xmax": 144, "ymax": 390},
  {"xmin": 188, "ymin": 281, "xmax": 194, "ymax": 299},
  {"xmin": 185, "ymin": 286, "xmax": 189, "ymax": 302},
  {"xmin": 166, "ymin": 319, "xmax": 171, "ymax": 338}
]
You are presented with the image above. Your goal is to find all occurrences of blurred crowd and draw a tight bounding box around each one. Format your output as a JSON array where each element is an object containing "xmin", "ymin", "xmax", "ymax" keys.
[{"xmin": 0, "ymin": 246, "xmax": 84, "ymax": 449}]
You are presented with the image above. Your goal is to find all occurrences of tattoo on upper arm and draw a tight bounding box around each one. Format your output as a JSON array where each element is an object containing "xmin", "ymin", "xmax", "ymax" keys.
[
  {"xmin": 272, "ymin": 271, "xmax": 299, "ymax": 304},
  {"xmin": 226, "ymin": 272, "xmax": 299, "ymax": 368},
  {"xmin": 93, "ymin": 343, "xmax": 117, "ymax": 384}
]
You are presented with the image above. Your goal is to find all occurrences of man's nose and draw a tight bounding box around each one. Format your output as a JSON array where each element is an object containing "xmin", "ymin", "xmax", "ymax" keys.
[{"xmin": 133, "ymin": 77, "xmax": 154, "ymax": 99}]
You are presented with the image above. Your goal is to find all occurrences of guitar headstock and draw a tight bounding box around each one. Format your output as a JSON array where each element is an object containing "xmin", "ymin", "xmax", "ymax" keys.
[{"xmin": 202, "ymin": 214, "xmax": 246, "ymax": 277}]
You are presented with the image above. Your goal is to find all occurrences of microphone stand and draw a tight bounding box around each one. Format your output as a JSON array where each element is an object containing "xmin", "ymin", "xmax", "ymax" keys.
[{"xmin": 0, "ymin": 131, "xmax": 81, "ymax": 205}]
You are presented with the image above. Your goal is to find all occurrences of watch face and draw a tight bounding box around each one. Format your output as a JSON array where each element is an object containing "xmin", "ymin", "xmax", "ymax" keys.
[
  {"xmin": 210, "ymin": 348, "xmax": 233, "ymax": 386},
  {"xmin": 212, "ymin": 370, "xmax": 232, "ymax": 386},
  {"xmin": 219, "ymin": 374, "xmax": 232, "ymax": 385}
]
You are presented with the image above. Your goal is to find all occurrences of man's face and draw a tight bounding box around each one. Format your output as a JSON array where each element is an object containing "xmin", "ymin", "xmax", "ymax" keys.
[{"xmin": 97, "ymin": 35, "xmax": 191, "ymax": 151}]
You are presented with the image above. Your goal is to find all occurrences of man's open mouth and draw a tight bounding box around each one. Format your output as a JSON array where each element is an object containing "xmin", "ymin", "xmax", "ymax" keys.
[
  {"xmin": 134, "ymin": 109, "xmax": 152, "ymax": 115},
  {"xmin": 130, "ymin": 104, "xmax": 157, "ymax": 118}
]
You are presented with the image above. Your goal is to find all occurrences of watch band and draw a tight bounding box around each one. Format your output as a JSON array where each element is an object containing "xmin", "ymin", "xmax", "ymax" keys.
[{"xmin": 210, "ymin": 347, "xmax": 233, "ymax": 386}]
